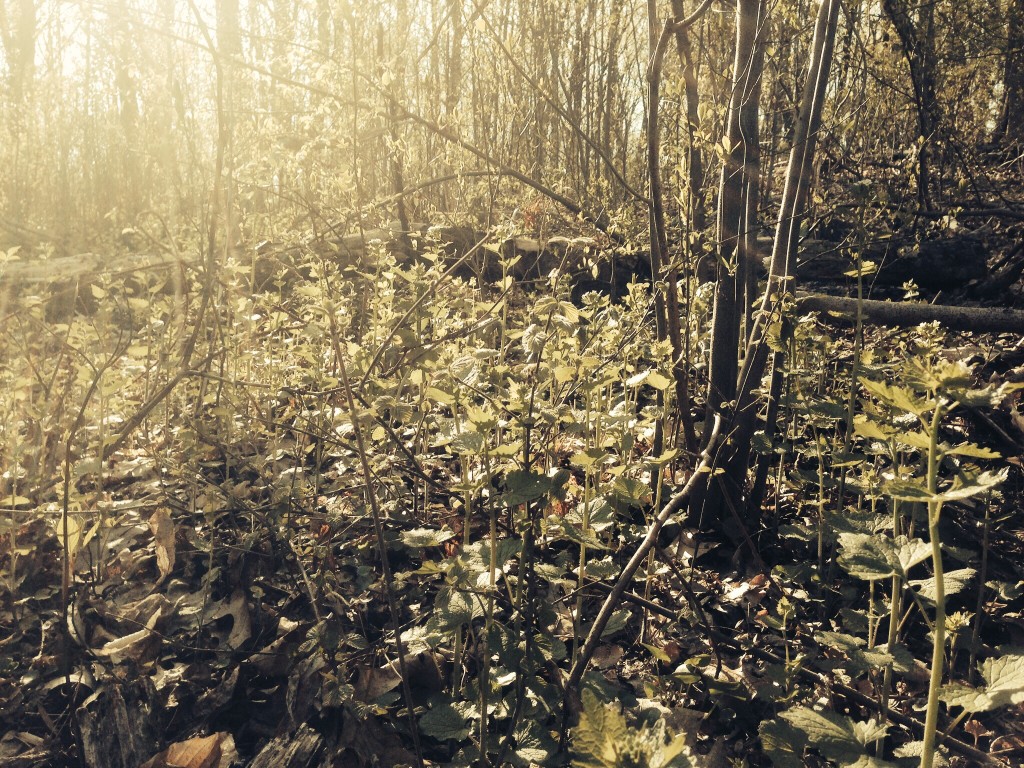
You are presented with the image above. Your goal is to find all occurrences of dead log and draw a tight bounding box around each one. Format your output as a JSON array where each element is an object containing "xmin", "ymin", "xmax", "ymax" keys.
[
  {"xmin": 797, "ymin": 292, "xmax": 1024, "ymax": 333},
  {"xmin": 787, "ymin": 232, "xmax": 989, "ymax": 290},
  {"xmin": 249, "ymin": 724, "xmax": 325, "ymax": 768},
  {"xmin": 76, "ymin": 679, "xmax": 159, "ymax": 768}
]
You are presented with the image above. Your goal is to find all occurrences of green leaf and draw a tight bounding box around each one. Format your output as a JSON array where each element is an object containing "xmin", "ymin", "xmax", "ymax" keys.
[
  {"xmin": 883, "ymin": 479, "xmax": 935, "ymax": 502},
  {"xmin": 571, "ymin": 690, "xmax": 695, "ymax": 768},
  {"xmin": 893, "ymin": 537, "xmax": 932, "ymax": 574},
  {"xmin": 759, "ymin": 716, "xmax": 808, "ymax": 768},
  {"xmin": 625, "ymin": 370, "xmax": 649, "ymax": 387},
  {"xmin": 554, "ymin": 365, "xmax": 577, "ymax": 384},
  {"xmin": 946, "ymin": 442, "xmax": 1001, "ymax": 460},
  {"xmin": 773, "ymin": 707, "xmax": 896, "ymax": 767},
  {"xmin": 897, "ymin": 430, "xmax": 932, "ymax": 451},
  {"xmin": 859, "ymin": 378, "xmax": 927, "ymax": 416},
  {"xmin": 400, "ymin": 528, "xmax": 456, "ymax": 548},
  {"xmin": 449, "ymin": 430, "xmax": 486, "ymax": 454},
  {"xmin": 514, "ymin": 720, "xmax": 556, "ymax": 764},
  {"xmin": 609, "ymin": 476, "xmax": 651, "ymax": 507},
  {"xmin": 837, "ymin": 532, "xmax": 930, "ymax": 582},
  {"xmin": 647, "ymin": 372, "xmax": 672, "ymax": 390},
  {"xmin": 419, "ymin": 700, "xmax": 472, "ymax": 741},
  {"xmin": 424, "ymin": 386, "xmax": 455, "ymax": 405},
  {"xmin": 837, "ymin": 533, "xmax": 896, "ymax": 581},
  {"xmin": 572, "ymin": 447, "xmax": 612, "ymax": 470},
  {"xmin": 779, "ymin": 707, "xmax": 862, "ymax": 761},
  {"xmin": 937, "ymin": 468, "xmax": 1007, "ymax": 502},
  {"xmin": 941, "ymin": 650, "xmax": 1024, "ymax": 712},
  {"xmin": 853, "ymin": 415, "xmax": 890, "ymax": 440},
  {"xmin": 911, "ymin": 568, "xmax": 976, "ymax": 602},
  {"xmin": 501, "ymin": 469, "xmax": 553, "ymax": 506}
]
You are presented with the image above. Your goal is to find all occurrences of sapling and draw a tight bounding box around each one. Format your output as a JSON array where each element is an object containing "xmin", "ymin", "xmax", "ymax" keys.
[{"xmin": 858, "ymin": 357, "xmax": 1006, "ymax": 768}]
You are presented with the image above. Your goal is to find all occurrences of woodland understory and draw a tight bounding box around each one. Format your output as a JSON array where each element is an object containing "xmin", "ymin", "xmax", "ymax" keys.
[{"xmin": 2, "ymin": 0, "xmax": 1024, "ymax": 767}]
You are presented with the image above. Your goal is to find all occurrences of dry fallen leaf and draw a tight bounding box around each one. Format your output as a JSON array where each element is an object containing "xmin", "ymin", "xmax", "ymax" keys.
[
  {"xmin": 963, "ymin": 718, "xmax": 992, "ymax": 744},
  {"xmin": 140, "ymin": 732, "xmax": 236, "ymax": 768},
  {"xmin": 149, "ymin": 507, "xmax": 176, "ymax": 584},
  {"xmin": 354, "ymin": 661, "xmax": 402, "ymax": 702},
  {"xmin": 210, "ymin": 589, "xmax": 252, "ymax": 649},
  {"xmin": 591, "ymin": 644, "xmax": 624, "ymax": 670},
  {"xmin": 95, "ymin": 607, "xmax": 162, "ymax": 664}
]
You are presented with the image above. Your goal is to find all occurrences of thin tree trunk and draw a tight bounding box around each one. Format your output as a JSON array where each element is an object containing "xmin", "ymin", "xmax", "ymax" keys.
[
  {"xmin": 997, "ymin": 0, "xmax": 1024, "ymax": 142},
  {"xmin": 881, "ymin": 0, "xmax": 940, "ymax": 210},
  {"xmin": 703, "ymin": 0, "xmax": 765, "ymax": 445},
  {"xmin": 704, "ymin": 0, "xmax": 842, "ymax": 535}
]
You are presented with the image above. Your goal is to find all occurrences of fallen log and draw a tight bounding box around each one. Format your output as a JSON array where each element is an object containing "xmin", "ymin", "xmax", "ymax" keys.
[{"xmin": 796, "ymin": 293, "xmax": 1024, "ymax": 333}]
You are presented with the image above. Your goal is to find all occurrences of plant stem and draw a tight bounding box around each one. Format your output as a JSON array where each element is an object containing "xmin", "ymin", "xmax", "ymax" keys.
[
  {"xmin": 921, "ymin": 402, "xmax": 945, "ymax": 768},
  {"xmin": 336, "ymin": 347, "xmax": 424, "ymax": 768},
  {"xmin": 877, "ymin": 497, "xmax": 903, "ymax": 756}
]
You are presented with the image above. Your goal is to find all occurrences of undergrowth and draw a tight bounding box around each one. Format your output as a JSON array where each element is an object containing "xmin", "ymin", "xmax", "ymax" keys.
[{"xmin": 1, "ymin": 235, "xmax": 1022, "ymax": 768}]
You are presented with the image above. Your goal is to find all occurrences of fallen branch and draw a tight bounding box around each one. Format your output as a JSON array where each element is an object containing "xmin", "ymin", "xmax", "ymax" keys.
[{"xmin": 797, "ymin": 293, "xmax": 1024, "ymax": 333}]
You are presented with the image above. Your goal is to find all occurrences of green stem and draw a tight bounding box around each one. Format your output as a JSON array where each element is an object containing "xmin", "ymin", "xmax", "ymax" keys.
[
  {"xmin": 921, "ymin": 402, "xmax": 945, "ymax": 768},
  {"xmin": 877, "ymin": 495, "xmax": 903, "ymax": 757}
]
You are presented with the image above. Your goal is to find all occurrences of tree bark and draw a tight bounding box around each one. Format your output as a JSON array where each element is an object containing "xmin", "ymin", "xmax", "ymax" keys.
[
  {"xmin": 881, "ymin": 0, "xmax": 940, "ymax": 210},
  {"xmin": 997, "ymin": 0, "xmax": 1024, "ymax": 142},
  {"xmin": 704, "ymin": 0, "xmax": 766, "ymax": 445},
  {"xmin": 699, "ymin": 0, "xmax": 842, "ymax": 535},
  {"xmin": 796, "ymin": 293, "xmax": 1024, "ymax": 333}
]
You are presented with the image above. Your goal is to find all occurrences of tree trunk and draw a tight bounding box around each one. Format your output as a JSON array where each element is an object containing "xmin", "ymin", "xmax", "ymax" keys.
[
  {"xmin": 699, "ymin": 0, "xmax": 842, "ymax": 537},
  {"xmin": 703, "ymin": 0, "xmax": 766, "ymax": 451},
  {"xmin": 997, "ymin": 0, "xmax": 1024, "ymax": 142},
  {"xmin": 881, "ymin": 0, "xmax": 940, "ymax": 210},
  {"xmin": 671, "ymin": 0, "xmax": 708, "ymax": 237}
]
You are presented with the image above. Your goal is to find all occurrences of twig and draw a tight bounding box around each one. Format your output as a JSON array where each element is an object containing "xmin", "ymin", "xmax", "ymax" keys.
[
  {"xmin": 562, "ymin": 417, "xmax": 721, "ymax": 720},
  {"xmin": 336, "ymin": 345, "xmax": 425, "ymax": 768}
]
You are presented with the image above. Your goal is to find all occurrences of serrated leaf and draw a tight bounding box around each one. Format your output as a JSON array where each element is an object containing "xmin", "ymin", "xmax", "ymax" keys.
[
  {"xmin": 433, "ymin": 586, "xmax": 480, "ymax": 629},
  {"xmin": 942, "ymin": 650, "xmax": 1024, "ymax": 712},
  {"xmin": 424, "ymin": 386, "xmax": 454, "ymax": 405},
  {"xmin": 760, "ymin": 716, "xmax": 807, "ymax": 768},
  {"xmin": 419, "ymin": 700, "xmax": 471, "ymax": 741},
  {"xmin": 893, "ymin": 536, "xmax": 932, "ymax": 574},
  {"xmin": 572, "ymin": 447, "xmax": 612, "ymax": 470},
  {"xmin": 979, "ymin": 651, "xmax": 1024, "ymax": 707},
  {"xmin": 938, "ymin": 468, "xmax": 1007, "ymax": 501},
  {"xmin": 883, "ymin": 479, "xmax": 935, "ymax": 502},
  {"xmin": 845, "ymin": 757, "xmax": 901, "ymax": 768},
  {"xmin": 837, "ymin": 533, "xmax": 896, "ymax": 580},
  {"xmin": 625, "ymin": 370, "xmax": 650, "ymax": 387},
  {"xmin": 773, "ymin": 708, "xmax": 899, "ymax": 767},
  {"xmin": 514, "ymin": 720, "xmax": 556, "ymax": 763},
  {"xmin": 449, "ymin": 430, "xmax": 486, "ymax": 454},
  {"xmin": 897, "ymin": 430, "xmax": 932, "ymax": 450},
  {"xmin": 780, "ymin": 706, "xmax": 855, "ymax": 744},
  {"xmin": 853, "ymin": 415, "xmax": 890, "ymax": 440},
  {"xmin": 571, "ymin": 690, "xmax": 695, "ymax": 768},
  {"xmin": 501, "ymin": 469, "xmax": 553, "ymax": 506},
  {"xmin": 911, "ymin": 568, "xmax": 976, "ymax": 602},
  {"xmin": 400, "ymin": 527, "xmax": 456, "ymax": 548},
  {"xmin": 779, "ymin": 707, "xmax": 862, "ymax": 761},
  {"xmin": 946, "ymin": 442, "xmax": 1001, "ymax": 460},
  {"xmin": 554, "ymin": 365, "xmax": 577, "ymax": 384},
  {"xmin": 859, "ymin": 378, "xmax": 926, "ymax": 415},
  {"xmin": 647, "ymin": 372, "xmax": 672, "ymax": 390},
  {"xmin": 609, "ymin": 476, "xmax": 650, "ymax": 506},
  {"xmin": 852, "ymin": 719, "xmax": 890, "ymax": 746}
]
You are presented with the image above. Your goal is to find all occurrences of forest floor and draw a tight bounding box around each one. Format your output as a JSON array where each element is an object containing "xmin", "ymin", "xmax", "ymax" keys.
[{"xmin": 3, "ymin": 164, "xmax": 1024, "ymax": 768}]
